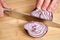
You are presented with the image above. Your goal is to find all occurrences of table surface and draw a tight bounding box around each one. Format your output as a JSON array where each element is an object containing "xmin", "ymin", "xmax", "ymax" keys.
[{"xmin": 0, "ymin": 0, "xmax": 60, "ymax": 40}]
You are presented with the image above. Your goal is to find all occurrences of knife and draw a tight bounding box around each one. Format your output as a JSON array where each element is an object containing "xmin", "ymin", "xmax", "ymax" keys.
[{"xmin": 4, "ymin": 8, "xmax": 60, "ymax": 28}]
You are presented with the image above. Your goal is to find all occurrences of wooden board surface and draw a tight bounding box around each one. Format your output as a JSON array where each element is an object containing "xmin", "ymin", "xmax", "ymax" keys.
[{"xmin": 0, "ymin": 0, "xmax": 60, "ymax": 40}]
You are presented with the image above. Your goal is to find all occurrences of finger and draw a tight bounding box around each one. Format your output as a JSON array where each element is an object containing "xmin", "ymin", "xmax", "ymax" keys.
[
  {"xmin": 42, "ymin": 0, "xmax": 51, "ymax": 10},
  {"xmin": 47, "ymin": 0, "xmax": 59, "ymax": 12},
  {"xmin": 0, "ymin": 3, "xmax": 4, "ymax": 16},
  {"xmin": 37, "ymin": 0, "xmax": 44, "ymax": 9},
  {"xmin": 0, "ymin": 0, "xmax": 10, "ymax": 8}
]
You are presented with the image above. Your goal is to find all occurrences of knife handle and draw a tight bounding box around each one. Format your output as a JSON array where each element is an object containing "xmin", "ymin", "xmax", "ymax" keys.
[{"xmin": 3, "ymin": 8, "xmax": 12, "ymax": 12}]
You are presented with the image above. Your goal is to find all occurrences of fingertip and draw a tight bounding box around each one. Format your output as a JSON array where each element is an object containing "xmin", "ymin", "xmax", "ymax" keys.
[
  {"xmin": 42, "ymin": 7, "xmax": 46, "ymax": 10},
  {"xmin": 47, "ymin": 4, "xmax": 57, "ymax": 12},
  {"xmin": 42, "ymin": 0, "xmax": 51, "ymax": 11},
  {"xmin": 37, "ymin": 0, "xmax": 44, "ymax": 9}
]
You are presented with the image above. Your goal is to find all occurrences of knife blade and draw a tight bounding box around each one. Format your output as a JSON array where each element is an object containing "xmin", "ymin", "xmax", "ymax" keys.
[{"xmin": 4, "ymin": 8, "xmax": 60, "ymax": 28}]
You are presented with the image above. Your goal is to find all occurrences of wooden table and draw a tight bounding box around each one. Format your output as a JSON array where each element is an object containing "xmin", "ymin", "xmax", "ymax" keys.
[{"xmin": 0, "ymin": 0, "xmax": 60, "ymax": 40}]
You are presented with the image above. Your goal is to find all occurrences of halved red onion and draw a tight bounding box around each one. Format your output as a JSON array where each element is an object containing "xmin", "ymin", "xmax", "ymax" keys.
[
  {"xmin": 30, "ymin": 9, "xmax": 53, "ymax": 21},
  {"xmin": 24, "ymin": 21, "xmax": 48, "ymax": 37}
]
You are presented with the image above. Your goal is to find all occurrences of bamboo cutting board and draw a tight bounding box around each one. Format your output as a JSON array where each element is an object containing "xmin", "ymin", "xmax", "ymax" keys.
[{"xmin": 0, "ymin": 0, "xmax": 60, "ymax": 40}]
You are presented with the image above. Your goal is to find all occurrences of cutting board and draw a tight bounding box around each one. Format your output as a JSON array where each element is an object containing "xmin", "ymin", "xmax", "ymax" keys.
[{"xmin": 0, "ymin": 0, "xmax": 60, "ymax": 40}]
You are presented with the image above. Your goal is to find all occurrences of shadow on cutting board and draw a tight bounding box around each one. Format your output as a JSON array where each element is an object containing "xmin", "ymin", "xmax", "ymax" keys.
[{"xmin": 4, "ymin": 10, "xmax": 60, "ymax": 28}]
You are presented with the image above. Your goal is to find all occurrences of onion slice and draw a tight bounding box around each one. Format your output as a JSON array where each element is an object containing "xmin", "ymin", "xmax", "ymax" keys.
[
  {"xmin": 30, "ymin": 9, "xmax": 53, "ymax": 21},
  {"xmin": 24, "ymin": 21, "xmax": 48, "ymax": 38}
]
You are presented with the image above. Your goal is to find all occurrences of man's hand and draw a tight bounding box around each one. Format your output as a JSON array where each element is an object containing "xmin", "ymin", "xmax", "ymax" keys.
[
  {"xmin": 37, "ymin": 0, "xmax": 59, "ymax": 12},
  {"xmin": 0, "ymin": 0, "xmax": 11, "ymax": 16}
]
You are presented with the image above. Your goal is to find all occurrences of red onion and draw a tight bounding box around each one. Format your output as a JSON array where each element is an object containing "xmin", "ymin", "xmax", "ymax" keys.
[
  {"xmin": 30, "ymin": 9, "xmax": 53, "ymax": 21},
  {"xmin": 24, "ymin": 21, "xmax": 48, "ymax": 37}
]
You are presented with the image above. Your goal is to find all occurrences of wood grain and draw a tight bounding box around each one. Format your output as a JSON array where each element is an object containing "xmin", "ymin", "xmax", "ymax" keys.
[{"xmin": 0, "ymin": 0, "xmax": 60, "ymax": 40}]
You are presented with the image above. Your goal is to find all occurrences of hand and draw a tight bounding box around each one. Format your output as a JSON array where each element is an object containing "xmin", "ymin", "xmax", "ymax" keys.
[
  {"xmin": 0, "ymin": 0, "xmax": 11, "ymax": 16},
  {"xmin": 37, "ymin": 0, "xmax": 59, "ymax": 12}
]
